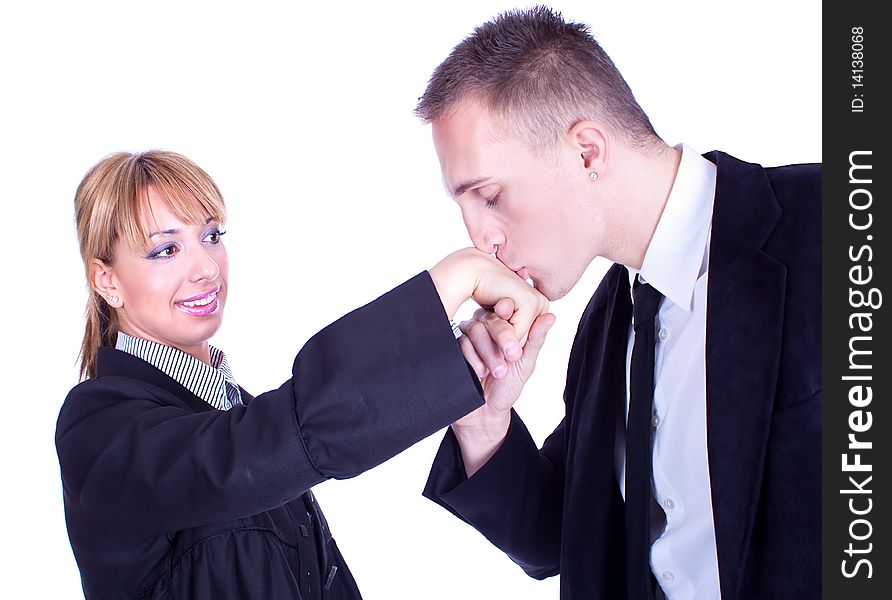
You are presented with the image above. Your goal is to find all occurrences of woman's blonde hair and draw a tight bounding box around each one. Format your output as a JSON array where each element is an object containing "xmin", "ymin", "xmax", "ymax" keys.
[{"xmin": 74, "ymin": 150, "xmax": 227, "ymax": 379}]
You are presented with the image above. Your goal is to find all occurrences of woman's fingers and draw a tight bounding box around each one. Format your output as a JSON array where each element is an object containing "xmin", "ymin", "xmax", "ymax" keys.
[{"xmin": 507, "ymin": 286, "xmax": 549, "ymax": 346}]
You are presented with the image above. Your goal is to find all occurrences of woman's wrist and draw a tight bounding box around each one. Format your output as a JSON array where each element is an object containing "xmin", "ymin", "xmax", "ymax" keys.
[{"xmin": 428, "ymin": 249, "xmax": 477, "ymax": 318}]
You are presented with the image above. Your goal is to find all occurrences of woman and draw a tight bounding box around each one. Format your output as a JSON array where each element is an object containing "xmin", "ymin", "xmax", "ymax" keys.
[{"xmin": 56, "ymin": 150, "xmax": 549, "ymax": 599}]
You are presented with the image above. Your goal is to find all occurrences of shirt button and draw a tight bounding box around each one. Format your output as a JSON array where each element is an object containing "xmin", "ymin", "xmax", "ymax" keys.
[
  {"xmin": 661, "ymin": 571, "xmax": 675, "ymax": 583},
  {"xmin": 658, "ymin": 327, "xmax": 669, "ymax": 342},
  {"xmin": 652, "ymin": 414, "xmax": 661, "ymax": 428},
  {"xmin": 664, "ymin": 498, "xmax": 676, "ymax": 510}
]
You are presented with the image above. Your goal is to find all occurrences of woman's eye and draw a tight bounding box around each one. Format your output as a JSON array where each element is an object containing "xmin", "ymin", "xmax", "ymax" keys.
[
  {"xmin": 485, "ymin": 194, "xmax": 501, "ymax": 209},
  {"xmin": 203, "ymin": 229, "xmax": 226, "ymax": 244},
  {"xmin": 149, "ymin": 244, "xmax": 179, "ymax": 259}
]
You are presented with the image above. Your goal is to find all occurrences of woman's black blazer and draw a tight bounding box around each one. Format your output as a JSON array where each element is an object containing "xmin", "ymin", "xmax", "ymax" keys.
[{"xmin": 56, "ymin": 273, "xmax": 483, "ymax": 599}]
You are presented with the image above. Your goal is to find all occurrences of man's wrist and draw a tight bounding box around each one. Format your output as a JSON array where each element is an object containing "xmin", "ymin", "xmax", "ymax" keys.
[
  {"xmin": 451, "ymin": 410, "xmax": 511, "ymax": 450},
  {"xmin": 451, "ymin": 413, "xmax": 510, "ymax": 477}
]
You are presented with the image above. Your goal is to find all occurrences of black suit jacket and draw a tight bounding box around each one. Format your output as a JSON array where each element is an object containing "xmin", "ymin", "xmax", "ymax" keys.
[
  {"xmin": 57, "ymin": 272, "xmax": 484, "ymax": 599},
  {"xmin": 424, "ymin": 153, "xmax": 821, "ymax": 599}
]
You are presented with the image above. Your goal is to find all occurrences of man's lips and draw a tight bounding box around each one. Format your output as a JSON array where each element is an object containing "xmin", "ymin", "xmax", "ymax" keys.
[{"xmin": 514, "ymin": 267, "xmax": 530, "ymax": 281}]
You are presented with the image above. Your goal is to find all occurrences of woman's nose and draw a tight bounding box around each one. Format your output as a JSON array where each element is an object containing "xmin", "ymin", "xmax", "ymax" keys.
[{"xmin": 192, "ymin": 248, "xmax": 220, "ymax": 282}]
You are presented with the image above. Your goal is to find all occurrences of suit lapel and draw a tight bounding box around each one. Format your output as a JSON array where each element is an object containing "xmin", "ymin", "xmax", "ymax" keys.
[
  {"xmin": 96, "ymin": 346, "xmax": 213, "ymax": 413},
  {"xmin": 563, "ymin": 264, "xmax": 631, "ymax": 598},
  {"xmin": 703, "ymin": 152, "xmax": 786, "ymax": 600}
]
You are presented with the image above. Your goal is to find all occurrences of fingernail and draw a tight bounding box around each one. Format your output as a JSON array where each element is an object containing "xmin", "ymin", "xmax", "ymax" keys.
[
  {"xmin": 493, "ymin": 365, "xmax": 508, "ymax": 379},
  {"xmin": 505, "ymin": 342, "xmax": 520, "ymax": 360}
]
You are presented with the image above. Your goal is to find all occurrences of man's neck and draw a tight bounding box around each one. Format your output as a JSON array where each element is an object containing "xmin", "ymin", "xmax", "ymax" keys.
[{"xmin": 604, "ymin": 143, "xmax": 681, "ymax": 270}]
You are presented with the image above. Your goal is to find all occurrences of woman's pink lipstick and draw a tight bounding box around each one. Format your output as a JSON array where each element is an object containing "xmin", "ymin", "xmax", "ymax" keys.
[{"xmin": 175, "ymin": 288, "xmax": 220, "ymax": 317}]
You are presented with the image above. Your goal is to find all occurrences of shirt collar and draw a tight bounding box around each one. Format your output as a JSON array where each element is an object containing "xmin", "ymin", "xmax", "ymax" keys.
[
  {"xmin": 628, "ymin": 144, "xmax": 717, "ymax": 311},
  {"xmin": 115, "ymin": 332, "xmax": 242, "ymax": 410}
]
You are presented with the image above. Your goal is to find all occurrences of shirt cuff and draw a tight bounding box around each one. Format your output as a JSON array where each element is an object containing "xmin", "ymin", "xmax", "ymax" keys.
[{"xmin": 449, "ymin": 319, "xmax": 462, "ymax": 339}]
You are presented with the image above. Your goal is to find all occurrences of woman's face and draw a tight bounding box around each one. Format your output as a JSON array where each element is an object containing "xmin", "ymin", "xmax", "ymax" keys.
[{"xmin": 102, "ymin": 188, "xmax": 228, "ymax": 360}]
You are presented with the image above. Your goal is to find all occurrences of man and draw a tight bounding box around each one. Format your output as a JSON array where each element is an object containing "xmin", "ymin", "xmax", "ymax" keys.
[{"xmin": 416, "ymin": 6, "xmax": 820, "ymax": 600}]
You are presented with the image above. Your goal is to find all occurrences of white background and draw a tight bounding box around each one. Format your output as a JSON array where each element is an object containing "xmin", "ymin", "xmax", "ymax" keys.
[{"xmin": 0, "ymin": 1, "xmax": 819, "ymax": 598}]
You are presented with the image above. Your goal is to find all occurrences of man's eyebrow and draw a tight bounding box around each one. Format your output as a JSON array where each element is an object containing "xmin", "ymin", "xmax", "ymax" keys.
[
  {"xmin": 451, "ymin": 176, "xmax": 492, "ymax": 198},
  {"xmin": 148, "ymin": 217, "xmax": 214, "ymax": 239}
]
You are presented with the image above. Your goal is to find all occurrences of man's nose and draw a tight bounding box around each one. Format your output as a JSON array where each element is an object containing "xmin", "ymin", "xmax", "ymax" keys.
[{"xmin": 463, "ymin": 211, "xmax": 505, "ymax": 255}]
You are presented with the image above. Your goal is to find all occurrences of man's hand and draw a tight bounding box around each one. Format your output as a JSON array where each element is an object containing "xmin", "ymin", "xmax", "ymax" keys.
[{"xmin": 452, "ymin": 299, "xmax": 556, "ymax": 477}]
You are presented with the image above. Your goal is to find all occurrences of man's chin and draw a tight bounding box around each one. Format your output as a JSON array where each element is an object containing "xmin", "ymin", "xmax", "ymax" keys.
[
  {"xmin": 532, "ymin": 278, "xmax": 569, "ymax": 302},
  {"xmin": 544, "ymin": 289, "xmax": 569, "ymax": 301}
]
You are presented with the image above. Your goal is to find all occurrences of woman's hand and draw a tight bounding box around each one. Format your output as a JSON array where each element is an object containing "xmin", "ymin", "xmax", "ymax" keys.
[{"xmin": 428, "ymin": 248, "xmax": 549, "ymax": 345}]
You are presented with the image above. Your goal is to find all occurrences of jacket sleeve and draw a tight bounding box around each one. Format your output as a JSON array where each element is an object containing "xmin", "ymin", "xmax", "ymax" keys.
[
  {"xmin": 423, "ymin": 410, "xmax": 566, "ymax": 579},
  {"xmin": 56, "ymin": 272, "xmax": 483, "ymax": 536}
]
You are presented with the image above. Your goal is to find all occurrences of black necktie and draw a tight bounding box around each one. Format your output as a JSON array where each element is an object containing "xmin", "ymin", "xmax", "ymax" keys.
[{"xmin": 626, "ymin": 276, "xmax": 664, "ymax": 600}]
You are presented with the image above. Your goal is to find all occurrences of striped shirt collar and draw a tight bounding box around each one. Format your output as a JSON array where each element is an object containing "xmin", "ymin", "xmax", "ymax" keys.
[{"xmin": 115, "ymin": 332, "xmax": 243, "ymax": 410}]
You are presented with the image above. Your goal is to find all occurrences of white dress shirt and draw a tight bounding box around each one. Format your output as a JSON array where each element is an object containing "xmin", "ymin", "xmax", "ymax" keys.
[{"xmin": 619, "ymin": 144, "xmax": 721, "ymax": 599}]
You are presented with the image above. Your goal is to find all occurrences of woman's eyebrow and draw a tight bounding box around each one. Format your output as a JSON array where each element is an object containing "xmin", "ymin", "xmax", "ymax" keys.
[
  {"xmin": 148, "ymin": 227, "xmax": 180, "ymax": 239},
  {"xmin": 148, "ymin": 217, "xmax": 214, "ymax": 239}
]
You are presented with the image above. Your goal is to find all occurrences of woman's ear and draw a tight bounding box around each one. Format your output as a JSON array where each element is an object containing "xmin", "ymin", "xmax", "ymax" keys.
[
  {"xmin": 567, "ymin": 120, "xmax": 609, "ymax": 179},
  {"xmin": 91, "ymin": 259, "xmax": 122, "ymax": 307}
]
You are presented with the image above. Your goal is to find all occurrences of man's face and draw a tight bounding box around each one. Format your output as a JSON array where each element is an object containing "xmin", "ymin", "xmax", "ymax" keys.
[{"xmin": 432, "ymin": 100, "xmax": 601, "ymax": 300}]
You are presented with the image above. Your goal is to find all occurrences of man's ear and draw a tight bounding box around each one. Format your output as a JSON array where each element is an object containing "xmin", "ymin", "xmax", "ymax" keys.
[
  {"xmin": 91, "ymin": 258, "xmax": 122, "ymax": 307},
  {"xmin": 567, "ymin": 120, "xmax": 609, "ymax": 179}
]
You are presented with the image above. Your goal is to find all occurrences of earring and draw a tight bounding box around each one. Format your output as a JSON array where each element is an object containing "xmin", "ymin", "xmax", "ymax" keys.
[
  {"xmin": 589, "ymin": 171, "xmax": 599, "ymax": 182},
  {"xmin": 109, "ymin": 296, "xmax": 119, "ymax": 304}
]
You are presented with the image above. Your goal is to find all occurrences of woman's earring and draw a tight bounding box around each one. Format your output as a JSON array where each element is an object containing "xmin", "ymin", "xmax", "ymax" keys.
[
  {"xmin": 589, "ymin": 171, "xmax": 599, "ymax": 182},
  {"xmin": 109, "ymin": 296, "xmax": 119, "ymax": 305}
]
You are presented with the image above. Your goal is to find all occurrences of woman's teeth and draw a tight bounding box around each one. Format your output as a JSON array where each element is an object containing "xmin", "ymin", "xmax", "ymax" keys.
[{"xmin": 181, "ymin": 292, "xmax": 216, "ymax": 307}]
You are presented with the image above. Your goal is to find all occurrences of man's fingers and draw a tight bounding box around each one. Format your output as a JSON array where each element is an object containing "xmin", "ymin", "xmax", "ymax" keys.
[
  {"xmin": 471, "ymin": 307, "xmax": 491, "ymax": 322},
  {"xmin": 515, "ymin": 313, "xmax": 556, "ymax": 378},
  {"xmin": 458, "ymin": 335, "xmax": 489, "ymax": 380},
  {"xmin": 479, "ymin": 310, "xmax": 522, "ymax": 362},
  {"xmin": 526, "ymin": 313, "xmax": 556, "ymax": 349},
  {"xmin": 461, "ymin": 319, "xmax": 509, "ymax": 379},
  {"xmin": 468, "ymin": 303, "xmax": 522, "ymax": 362}
]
